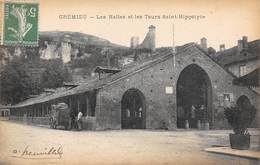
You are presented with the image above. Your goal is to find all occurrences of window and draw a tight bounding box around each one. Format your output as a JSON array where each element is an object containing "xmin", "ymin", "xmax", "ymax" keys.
[
  {"xmin": 239, "ymin": 65, "xmax": 247, "ymax": 76},
  {"xmin": 223, "ymin": 94, "xmax": 231, "ymax": 102}
]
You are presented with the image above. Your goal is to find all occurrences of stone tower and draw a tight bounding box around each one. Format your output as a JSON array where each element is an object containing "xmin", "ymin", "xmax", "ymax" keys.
[
  {"xmin": 138, "ymin": 25, "xmax": 156, "ymax": 51},
  {"xmin": 200, "ymin": 37, "xmax": 207, "ymax": 51}
]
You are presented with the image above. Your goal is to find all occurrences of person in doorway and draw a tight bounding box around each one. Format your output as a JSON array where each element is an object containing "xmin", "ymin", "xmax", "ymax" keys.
[
  {"xmin": 191, "ymin": 105, "xmax": 196, "ymax": 128},
  {"xmin": 191, "ymin": 105, "xmax": 196, "ymax": 118},
  {"xmin": 69, "ymin": 109, "xmax": 76, "ymax": 130},
  {"xmin": 138, "ymin": 107, "xmax": 142, "ymax": 118},
  {"xmin": 50, "ymin": 104, "xmax": 58, "ymax": 129},
  {"xmin": 177, "ymin": 106, "xmax": 184, "ymax": 128},
  {"xmin": 126, "ymin": 109, "xmax": 130, "ymax": 118},
  {"xmin": 77, "ymin": 111, "xmax": 83, "ymax": 131},
  {"xmin": 200, "ymin": 105, "xmax": 206, "ymax": 123}
]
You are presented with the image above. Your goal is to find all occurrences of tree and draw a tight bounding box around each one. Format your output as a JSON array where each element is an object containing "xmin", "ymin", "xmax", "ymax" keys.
[
  {"xmin": 40, "ymin": 59, "xmax": 71, "ymax": 89},
  {"xmin": 207, "ymin": 47, "xmax": 216, "ymax": 58},
  {"xmin": 0, "ymin": 57, "xmax": 32, "ymax": 104}
]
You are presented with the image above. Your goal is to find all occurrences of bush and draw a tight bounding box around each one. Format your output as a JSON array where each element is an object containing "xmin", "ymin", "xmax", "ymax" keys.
[{"xmin": 224, "ymin": 105, "xmax": 256, "ymax": 135}]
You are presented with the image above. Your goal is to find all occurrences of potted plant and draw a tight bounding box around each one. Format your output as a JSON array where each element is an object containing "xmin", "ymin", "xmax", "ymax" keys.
[{"xmin": 224, "ymin": 104, "xmax": 256, "ymax": 150}]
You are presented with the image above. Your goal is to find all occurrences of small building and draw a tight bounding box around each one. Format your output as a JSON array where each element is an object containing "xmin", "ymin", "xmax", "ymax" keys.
[{"xmin": 215, "ymin": 36, "xmax": 260, "ymax": 77}]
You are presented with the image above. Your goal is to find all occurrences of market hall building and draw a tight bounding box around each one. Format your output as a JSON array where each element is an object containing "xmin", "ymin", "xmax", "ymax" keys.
[{"xmin": 8, "ymin": 26, "xmax": 259, "ymax": 130}]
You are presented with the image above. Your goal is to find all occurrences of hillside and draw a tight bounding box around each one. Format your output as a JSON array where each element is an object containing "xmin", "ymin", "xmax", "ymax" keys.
[
  {"xmin": 39, "ymin": 31, "xmax": 128, "ymax": 49},
  {"xmin": 1, "ymin": 31, "xmax": 133, "ymax": 84}
]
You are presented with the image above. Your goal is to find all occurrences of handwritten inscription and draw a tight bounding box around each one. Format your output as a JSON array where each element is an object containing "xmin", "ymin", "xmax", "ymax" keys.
[{"xmin": 11, "ymin": 145, "xmax": 63, "ymax": 159}]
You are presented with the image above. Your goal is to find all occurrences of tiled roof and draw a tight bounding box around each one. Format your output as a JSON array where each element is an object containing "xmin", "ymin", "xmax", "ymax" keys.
[
  {"xmin": 215, "ymin": 40, "xmax": 260, "ymax": 66},
  {"xmin": 233, "ymin": 67, "xmax": 259, "ymax": 87},
  {"xmin": 0, "ymin": 104, "xmax": 10, "ymax": 110},
  {"xmin": 11, "ymin": 43, "xmax": 196, "ymax": 108}
]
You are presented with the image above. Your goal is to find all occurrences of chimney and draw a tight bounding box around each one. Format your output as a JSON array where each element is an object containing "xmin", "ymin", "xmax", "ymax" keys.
[
  {"xmin": 148, "ymin": 25, "xmax": 156, "ymax": 51},
  {"xmin": 238, "ymin": 36, "xmax": 249, "ymax": 52},
  {"xmin": 242, "ymin": 36, "xmax": 248, "ymax": 49},
  {"xmin": 138, "ymin": 25, "xmax": 156, "ymax": 52},
  {"xmin": 237, "ymin": 40, "xmax": 243, "ymax": 52},
  {"xmin": 149, "ymin": 25, "xmax": 156, "ymax": 32},
  {"xmin": 200, "ymin": 37, "xmax": 207, "ymax": 51},
  {"xmin": 219, "ymin": 44, "xmax": 225, "ymax": 51}
]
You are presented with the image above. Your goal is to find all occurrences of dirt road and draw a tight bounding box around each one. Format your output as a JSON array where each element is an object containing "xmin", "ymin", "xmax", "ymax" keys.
[{"xmin": 0, "ymin": 121, "xmax": 258, "ymax": 165}]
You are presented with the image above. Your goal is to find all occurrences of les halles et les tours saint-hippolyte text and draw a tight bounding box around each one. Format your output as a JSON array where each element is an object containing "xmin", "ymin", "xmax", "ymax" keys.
[{"xmin": 59, "ymin": 14, "xmax": 206, "ymax": 20}]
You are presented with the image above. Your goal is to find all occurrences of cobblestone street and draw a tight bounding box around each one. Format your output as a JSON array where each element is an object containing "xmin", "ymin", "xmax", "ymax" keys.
[{"xmin": 0, "ymin": 121, "xmax": 259, "ymax": 165}]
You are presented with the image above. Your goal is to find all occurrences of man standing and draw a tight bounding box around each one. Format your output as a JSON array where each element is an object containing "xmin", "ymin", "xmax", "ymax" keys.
[
  {"xmin": 69, "ymin": 110, "xmax": 75, "ymax": 130},
  {"xmin": 77, "ymin": 111, "xmax": 83, "ymax": 131},
  {"xmin": 191, "ymin": 105, "xmax": 196, "ymax": 128}
]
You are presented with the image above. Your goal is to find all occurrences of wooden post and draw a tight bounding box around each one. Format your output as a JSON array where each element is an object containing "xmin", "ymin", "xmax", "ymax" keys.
[
  {"xmin": 46, "ymin": 104, "xmax": 49, "ymax": 115},
  {"xmin": 36, "ymin": 105, "xmax": 38, "ymax": 117},
  {"xmin": 86, "ymin": 94, "xmax": 88, "ymax": 117},
  {"xmin": 86, "ymin": 94, "xmax": 91, "ymax": 116},
  {"xmin": 38, "ymin": 105, "xmax": 40, "ymax": 117},
  {"xmin": 77, "ymin": 96, "xmax": 80, "ymax": 113},
  {"xmin": 33, "ymin": 105, "xmax": 36, "ymax": 117},
  {"xmin": 69, "ymin": 97, "xmax": 72, "ymax": 110},
  {"xmin": 41, "ymin": 104, "xmax": 44, "ymax": 117}
]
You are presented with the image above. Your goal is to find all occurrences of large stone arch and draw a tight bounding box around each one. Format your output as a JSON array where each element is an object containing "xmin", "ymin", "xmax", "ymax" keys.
[
  {"xmin": 176, "ymin": 64, "xmax": 213, "ymax": 129},
  {"xmin": 121, "ymin": 88, "xmax": 146, "ymax": 129}
]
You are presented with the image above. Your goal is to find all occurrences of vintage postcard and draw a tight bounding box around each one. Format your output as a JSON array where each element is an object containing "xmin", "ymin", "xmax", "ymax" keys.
[{"xmin": 0, "ymin": 0, "xmax": 259, "ymax": 164}]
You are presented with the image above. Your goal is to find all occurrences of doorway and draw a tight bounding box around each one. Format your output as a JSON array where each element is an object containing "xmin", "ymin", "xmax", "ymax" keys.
[
  {"xmin": 176, "ymin": 64, "xmax": 212, "ymax": 128},
  {"xmin": 121, "ymin": 88, "xmax": 146, "ymax": 129}
]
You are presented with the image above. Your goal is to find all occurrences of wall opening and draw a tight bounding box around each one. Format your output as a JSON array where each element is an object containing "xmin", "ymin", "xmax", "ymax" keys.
[
  {"xmin": 121, "ymin": 88, "xmax": 146, "ymax": 129},
  {"xmin": 176, "ymin": 64, "xmax": 213, "ymax": 129},
  {"xmin": 237, "ymin": 95, "xmax": 251, "ymax": 109}
]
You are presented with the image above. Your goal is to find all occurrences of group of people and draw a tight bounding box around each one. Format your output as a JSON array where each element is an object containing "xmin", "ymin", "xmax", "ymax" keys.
[
  {"xmin": 69, "ymin": 110, "xmax": 83, "ymax": 130},
  {"xmin": 50, "ymin": 102, "xmax": 83, "ymax": 131},
  {"xmin": 190, "ymin": 105, "xmax": 207, "ymax": 127},
  {"xmin": 177, "ymin": 104, "xmax": 207, "ymax": 128}
]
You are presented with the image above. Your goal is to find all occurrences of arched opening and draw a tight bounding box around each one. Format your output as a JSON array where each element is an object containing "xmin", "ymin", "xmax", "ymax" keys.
[
  {"xmin": 176, "ymin": 64, "xmax": 213, "ymax": 129},
  {"xmin": 121, "ymin": 88, "xmax": 146, "ymax": 129},
  {"xmin": 237, "ymin": 95, "xmax": 251, "ymax": 109}
]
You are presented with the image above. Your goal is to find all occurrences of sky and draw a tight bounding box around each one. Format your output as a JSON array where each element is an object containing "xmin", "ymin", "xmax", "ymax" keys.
[{"xmin": 38, "ymin": 0, "xmax": 260, "ymax": 50}]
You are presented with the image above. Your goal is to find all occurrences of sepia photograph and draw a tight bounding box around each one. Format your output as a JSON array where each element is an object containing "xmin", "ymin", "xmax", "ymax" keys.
[{"xmin": 0, "ymin": 0, "xmax": 259, "ymax": 164}]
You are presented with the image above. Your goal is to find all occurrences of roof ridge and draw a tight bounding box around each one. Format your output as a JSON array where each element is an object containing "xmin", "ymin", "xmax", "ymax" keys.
[{"xmin": 216, "ymin": 39, "xmax": 260, "ymax": 54}]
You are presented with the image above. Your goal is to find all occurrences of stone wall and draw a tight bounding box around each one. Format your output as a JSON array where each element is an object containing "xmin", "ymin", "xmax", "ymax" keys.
[
  {"xmin": 82, "ymin": 116, "xmax": 97, "ymax": 130},
  {"xmin": 9, "ymin": 116, "xmax": 50, "ymax": 125}
]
